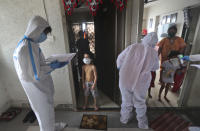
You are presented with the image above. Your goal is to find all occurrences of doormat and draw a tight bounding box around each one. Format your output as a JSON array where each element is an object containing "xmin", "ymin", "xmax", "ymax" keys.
[
  {"xmin": 80, "ymin": 114, "xmax": 107, "ymax": 130},
  {"xmin": 150, "ymin": 112, "xmax": 192, "ymax": 131}
]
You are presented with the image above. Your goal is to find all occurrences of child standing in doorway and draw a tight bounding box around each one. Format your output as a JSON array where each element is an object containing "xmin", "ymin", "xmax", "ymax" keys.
[{"xmin": 82, "ymin": 53, "xmax": 98, "ymax": 111}]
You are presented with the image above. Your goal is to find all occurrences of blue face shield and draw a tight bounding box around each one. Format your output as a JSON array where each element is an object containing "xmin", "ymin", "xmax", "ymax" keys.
[{"xmin": 36, "ymin": 32, "xmax": 47, "ymax": 43}]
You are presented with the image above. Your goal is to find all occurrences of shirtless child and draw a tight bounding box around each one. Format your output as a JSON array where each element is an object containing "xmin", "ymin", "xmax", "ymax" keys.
[{"xmin": 82, "ymin": 53, "xmax": 98, "ymax": 111}]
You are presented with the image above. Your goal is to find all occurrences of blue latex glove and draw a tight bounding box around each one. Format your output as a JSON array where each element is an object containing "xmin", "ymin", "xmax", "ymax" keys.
[
  {"xmin": 50, "ymin": 61, "xmax": 68, "ymax": 69},
  {"xmin": 59, "ymin": 61, "xmax": 68, "ymax": 68},
  {"xmin": 182, "ymin": 56, "xmax": 190, "ymax": 61}
]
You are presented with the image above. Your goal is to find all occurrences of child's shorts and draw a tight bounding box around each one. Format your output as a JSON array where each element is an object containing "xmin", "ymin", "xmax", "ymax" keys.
[{"xmin": 84, "ymin": 82, "xmax": 98, "ymax": 98}]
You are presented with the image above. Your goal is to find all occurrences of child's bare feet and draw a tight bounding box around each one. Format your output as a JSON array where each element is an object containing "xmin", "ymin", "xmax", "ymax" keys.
[
  {"xmin": 164, "ymin": 96, "xmax": 170, "ymax": 103},
  {"xmin": 94, "ymin": 106, "xmax": 99, "ymax": 111}
]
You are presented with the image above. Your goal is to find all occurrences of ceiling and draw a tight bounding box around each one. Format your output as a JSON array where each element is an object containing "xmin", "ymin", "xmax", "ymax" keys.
[
  {"xmin": 144, "ymin": 0, "xmax": 159, "ymax": 7},
  {"xmin": 144, "ymin": 0, "xmax": 161, "ymax": 8}
]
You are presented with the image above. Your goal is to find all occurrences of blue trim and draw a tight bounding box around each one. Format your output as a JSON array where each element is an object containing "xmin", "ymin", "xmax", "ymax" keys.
[
  {"xmin": 13, "ymin": 38, "xmax": 25, "ymax": 59},
  {"xmin": 47, "ymin": 70, "xmax": 53, "ymax": 75},
  {"xmin": 14, "ymin": 35, "xmax": 39, "ymax": 80},
  {"xmin": 13, "ymin": 56, "xmax": 17, "ymax": 59},
  {"xmin": 27, "ymin": 41, "xmax": 40, "ymax": 81},
  {"xmin": 24, "ymin": 35, "xmax": 33, "ymax": 41},
  {"xmin": 13, "ymin": 36, "xmax": 33, "ymax": 60},
  {"xmin": 16, "ymin": 38, "xmax": 24, "ymax": 48}
]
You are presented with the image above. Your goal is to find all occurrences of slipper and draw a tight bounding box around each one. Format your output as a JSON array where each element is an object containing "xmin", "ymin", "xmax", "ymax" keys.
[
  {"xmin": 0, "ymin": 111, "xmax": 16, "ymax": 121},
  {"xmin": 8, "ymin": 108, "xmax": 22, "ymax": 115},
  {"xmin": 94, "ymin": 107, "xmax": 99, "ymax": 111}
]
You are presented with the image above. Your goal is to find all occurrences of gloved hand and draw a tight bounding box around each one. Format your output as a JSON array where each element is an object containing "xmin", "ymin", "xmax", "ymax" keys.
[
  {"xmin": 50, "ymin": 61, "xmax": 68, "ymax": 69},
  {"xmin": 182, "ymin": 56, "xmax": 190, "ymax": 61},
  {"xmin": 59, "ymin": 61, "xmax": 69, "ymax": 68}
]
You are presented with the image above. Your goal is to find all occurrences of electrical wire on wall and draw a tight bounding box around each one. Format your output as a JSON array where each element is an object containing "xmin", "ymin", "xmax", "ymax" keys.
[{"xmin": 42, "ymin": 0, "xmax": 49, "ymax": 23}]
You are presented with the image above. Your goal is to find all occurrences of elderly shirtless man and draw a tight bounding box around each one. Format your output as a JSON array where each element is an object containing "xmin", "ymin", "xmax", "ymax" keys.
[{"xmin": 82, "ymin": 53, "xmax": 98, "ymax": 111}]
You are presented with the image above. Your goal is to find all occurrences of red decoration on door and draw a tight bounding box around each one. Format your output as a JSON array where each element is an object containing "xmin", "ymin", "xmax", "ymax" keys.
[
  {"xmin": 111, "ymin": 0, "xmax": 127, "ymax": 11},
  {"xmin": 62, "ymin": 0, "xmax": 78, "ymax": 15},
  {"xmin": 86, "ymin": 0, "xmax": 103, "ymax": 16},
  {"xmin": 62, "ymin": 0, "xmax": 127, "ymax": 15}
]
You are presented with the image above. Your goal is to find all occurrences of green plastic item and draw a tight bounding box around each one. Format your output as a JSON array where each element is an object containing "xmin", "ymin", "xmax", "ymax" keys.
[{"xmin": 178, "ymin": 54, "xmax": 183, "ymax": 58}]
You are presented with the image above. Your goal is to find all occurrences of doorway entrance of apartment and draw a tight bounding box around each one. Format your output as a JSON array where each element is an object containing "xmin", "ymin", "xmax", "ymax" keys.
[
  {"xmin": 65, "ymin": 1, "xmax": 125, "ymax": 110},
  {"xmin": 143, "ymin": 1, "xmax": 200, "ymax": 107}
]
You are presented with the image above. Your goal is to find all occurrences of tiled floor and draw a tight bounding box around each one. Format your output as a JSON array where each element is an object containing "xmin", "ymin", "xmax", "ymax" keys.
[
  {"xmin": 77, "ymin": 69, "xmax": 180, "ymax": 109},
  {"xmin": 0, "ymin": 109, "xmax": 137, "ymax": 131},
  {"xmin": 1, "ymin": 108, "xmax": 200, "ymax": 131},
  {"xmin": 147, "ymin": 70, "xmax": 179, "ymax": 107},
  {"xmin": 146, "ymin": 87, "xmax": 179, "ymax": 107},
  {"xmin": 77, "ymin": 89, "xmax": 120, "ymax": 109},
  {"xmin": 76, "ymin": 68, "xmax": 180, "ymax": 109}
]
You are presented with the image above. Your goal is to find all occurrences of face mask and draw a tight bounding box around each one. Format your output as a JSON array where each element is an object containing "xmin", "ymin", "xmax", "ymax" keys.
[
  {"xmin": 36, "ymin": 32, "xmax": 47, "ymax": 43},
  {"xmin": 168, "ymin": 32, "xmax": 176, "ymax": 38},
  {"xmin": 83, "ymin": 58, "xmax": 91, "ymax": 65}
]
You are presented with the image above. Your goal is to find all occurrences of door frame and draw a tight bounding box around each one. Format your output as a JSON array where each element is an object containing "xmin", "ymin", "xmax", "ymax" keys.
[
  {"xmin": 59, "ymin": 0, "xmax": 77, "ymax": 110},
  {"xmin": 178, "ymin": 10, "xmax": 200, "ymax": 107}
]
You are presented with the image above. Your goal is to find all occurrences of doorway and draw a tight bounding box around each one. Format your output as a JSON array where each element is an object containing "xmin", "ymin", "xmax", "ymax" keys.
[
  {"xmin": 142, "ymin": 2, "xmax": 200, "ymax": 107},
  {"xmin": 65, "ymin": 1, "xmax": 124, "ymax": 110}
]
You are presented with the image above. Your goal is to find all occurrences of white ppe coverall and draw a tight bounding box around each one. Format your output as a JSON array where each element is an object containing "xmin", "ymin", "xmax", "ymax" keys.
[
  {"xmin": 117, "ymin": 32, "xmax": 159, "ymax": 129},
  {"xmin": 189, "ymin": 54, "xmax": 200, "ymax": 61},
  {"xmin": 13, "ymin": 16, "xmax": 56, "ymax": 131}
]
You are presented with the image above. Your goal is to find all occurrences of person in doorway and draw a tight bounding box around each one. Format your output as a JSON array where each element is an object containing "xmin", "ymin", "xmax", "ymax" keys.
[
  {"xmin": 13, "ymin": 16, "xmax": 68, "ymax": 131},
  {"xmin": 158, "ymin": 51, "xmax": 183, "ymax": 102},
  {"xmin": 158, "ymin": 24, "xmax": 186, "ymax": 63},
  {"xmin": 158, "ymin": 24, "xmax": 186, "ymax": 91},
  {"xmin": 117, "ymin": 32, "xmax": 159, "ymax": 129},
  {"xmin": 82, "ymin": 53, "xmax": 98, "ymax": 111},
  {"xmin": 77, "ymin": 31, "xmax": 90, "ymax": 77}
]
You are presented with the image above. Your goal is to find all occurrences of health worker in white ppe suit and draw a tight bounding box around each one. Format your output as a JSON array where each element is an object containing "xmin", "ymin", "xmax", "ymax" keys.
[
  {"xmin": 117, "ymin": 32, "xmax": 159, "ymax": 129},
  {"xmin": 13, "ymin": 16, "xmax": 68, "ymax": 131}
]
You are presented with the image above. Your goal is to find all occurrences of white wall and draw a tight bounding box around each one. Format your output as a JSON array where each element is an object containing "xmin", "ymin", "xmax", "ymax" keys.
[
  {"xmin": 0, "ymin": 45, "xmax": 11, "ymax": 114},
  {"xmin": 142, "ymin": 8, "xmax": 149, "ymax": 29},
  {"xmin": 0, "ymin": 71, "xmax": 10, "ymax": 114},
  {"xmin": 0, "ymin": 0, "xmax": 73, "ymax": 110},
  {"xmin": 125, "ymin": 0, "xmax": 144, "ymax": 46},
  {"xmin": 144, "ymin": 0, "xmax": 200, "ymax": 36},
  {"xmin": 0, "ymin": 87, "xmax": 9, "ymax": 114}
]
